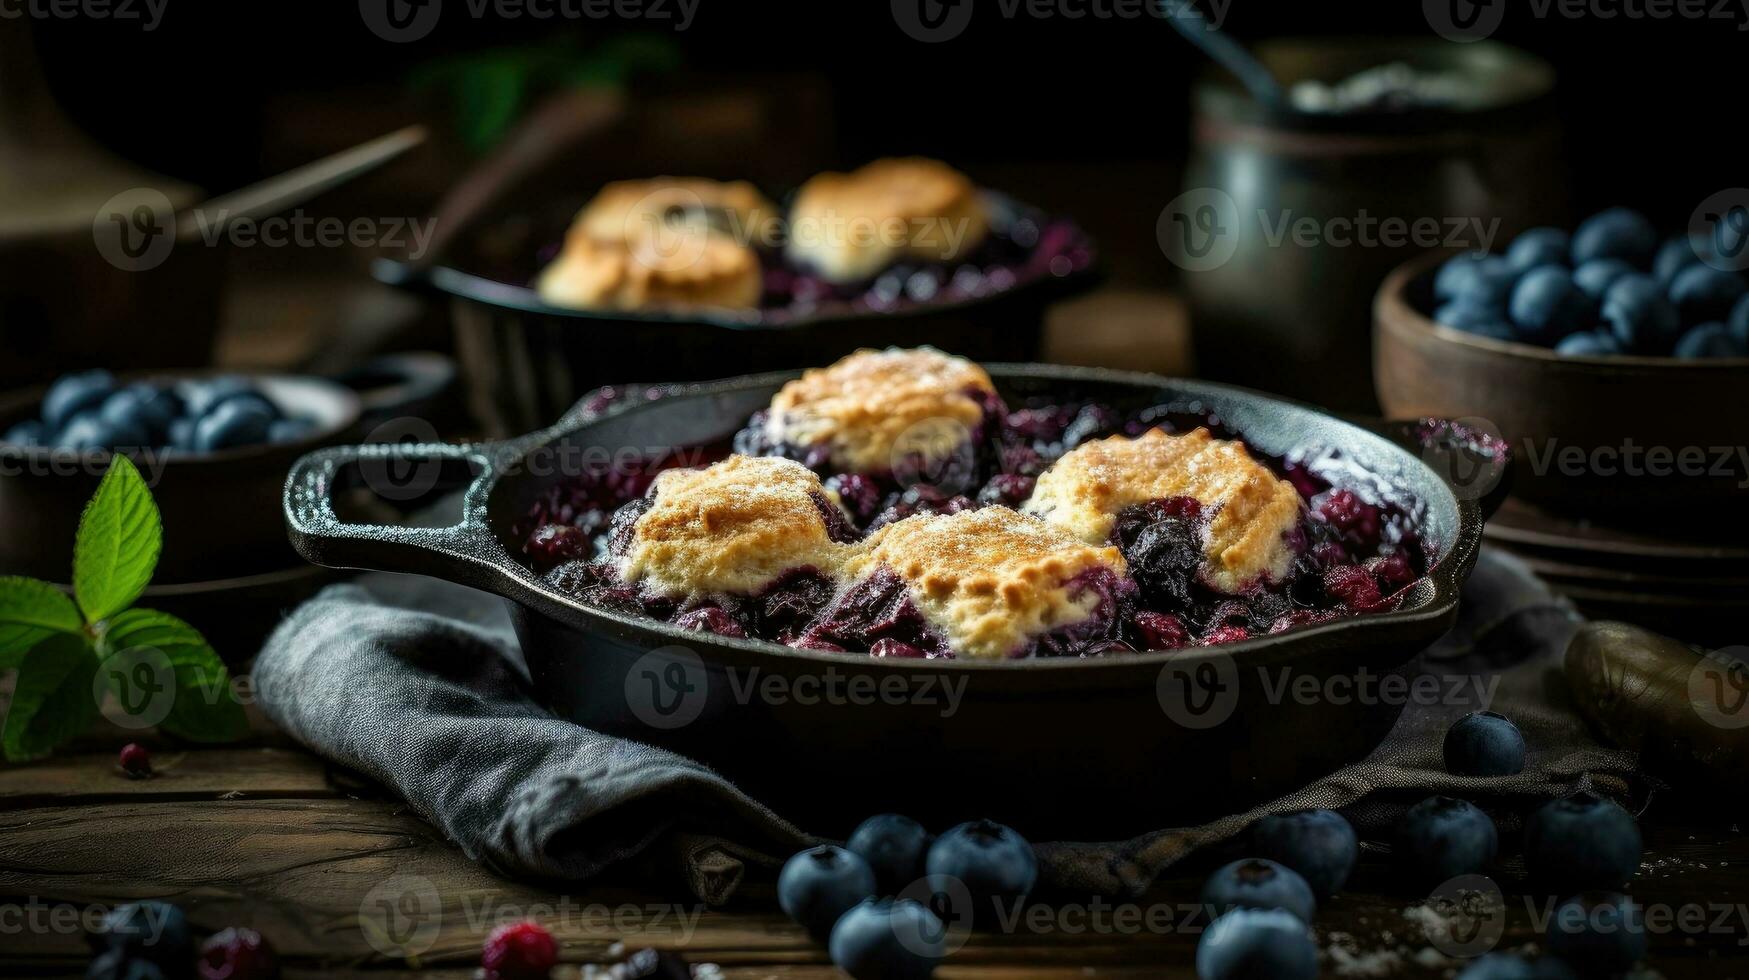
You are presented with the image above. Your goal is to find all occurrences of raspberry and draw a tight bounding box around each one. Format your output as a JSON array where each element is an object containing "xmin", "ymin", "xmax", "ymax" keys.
[
  {"xmin": 199, "ymin": 927, "xmax": 278, "ymax": 980},
  {"xmin": 119, "ymin": 743, "xmax": 153, "ymax": 779},
  {"xmin": 1316, "ymin": 489, "xmax": 1382, "ymax": 551},
  {"xmin": 482, "ymin": 921, "xmax": 558, "ymax": 980}
]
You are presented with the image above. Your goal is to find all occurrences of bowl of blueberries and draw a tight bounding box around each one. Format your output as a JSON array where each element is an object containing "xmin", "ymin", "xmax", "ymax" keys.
[
  {"xmin": 0, "ymin": 370, "xmax": 361, "ymax": 583},
  {"xmin": 1375, "ymin": 206, "xmax": 1749, "ymax": 530}
]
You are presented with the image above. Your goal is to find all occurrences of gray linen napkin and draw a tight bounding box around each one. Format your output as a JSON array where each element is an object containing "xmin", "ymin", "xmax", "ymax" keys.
[{"xmin": 254, "ymin": 547, "xmax": 1637, "ymax": 903}]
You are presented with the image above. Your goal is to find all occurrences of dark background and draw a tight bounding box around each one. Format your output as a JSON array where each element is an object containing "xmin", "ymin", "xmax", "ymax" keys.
[{"xmin": 29, "ymin": 1, "xmax": 1748, "ymax": 219}]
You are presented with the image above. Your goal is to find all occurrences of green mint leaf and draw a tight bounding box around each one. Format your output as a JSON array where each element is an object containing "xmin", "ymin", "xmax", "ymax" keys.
[
  {"xmin": 1, "ymin": 633, "xmax": 99, "ymax": 761},
  {"xmin": 100, "ymin": 608, "xmax": 247, "ymax": 743},
  {"xmin": 0, "ymin": 576, "xmax": 85, "ymax": 671},
  {"xmin": 73, "ymin": 455, "xmax": 162, "ymax": 624}
]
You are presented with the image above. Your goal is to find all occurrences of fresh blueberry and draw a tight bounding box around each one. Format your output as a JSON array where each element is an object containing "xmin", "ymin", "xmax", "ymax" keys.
[
  {"xmin": 177, "ymin": 376, "xmax": 255, "ymax": 419},
  {"xmin": 1554, "ymin": 331, "xmax": 1622, "ymax": 356},
  {"xmin": 1668, "ymin": 264, "xmax": 1747, "ymax": 324},
  {"xmin": 1523, "ymin": 791, "xmax": 1643, "ymax": 892},
  {"xmin": 268, "ymin": 417, "xmax": 318, "ymax": 444},
  {"xmin": 42, "ymin": 370, "xmax": 116, "ymax": 429},
  {"xmin": 1395, "ymin": 796, "xmax": 1498, "ymax": 886},
  {"xmin": 167, "ymin": 418, "xmax": 196, "ymax": 451},
  {"xmin": 827, "ymin": 898, "xmax": 945, "ymax": 980},
  {"xmin": 3, "ymin": 419, "xmax": 46, "ymax": 447},
  {"xmin": 1509, "ymin": 266, "xmax": 1592, "ymax": 344},
  {"xmin": 56, "ymin": 413, "xmax": 147, "ymax": 453},
  {"xmin": 86, "ymin": 950, "xmax": 169, "ymax": 980},
  {"xmin": 92, "ymin": 901, "xmax": 192, "ymax": 975},
  {"xmin": 1730, "ymin": 293, "xmax": 1749, "ymax": 346},
  {"xmin": 1570, "ymin": 207, "xmax": 1657, "ymax": 266},
  {"xmin": 1443, "ymin": 711, "xmax": 1527, "ymax": 777},
  {"xmin": 1435, "ymin": 301, "xmax": 1516, "ymax": 341},
  {"xmin": 1195, "ymin": 908, "xmax": 1317, "ymax": 980},
  {"xmin": 1252, "ymin": 809, "xmax": 1359, "ymax": 898},
  {"xmin": 193, "ymin": 400, "xmax": 274, "ymax": 453},
  {"xmin": 847, "ymin": 814, "xmax": 933, "ymax": 895},
  {"xmin": 1435, "ymin": 253, "xmax": 1517, "ymax": 306},
  {"xmin": 1455, "ymin": 952, "xmax": 1577, "ymax": 980},
  {"xmin": 100, "ymin": 384, "xmax": 178, "ymax": 442},
  {"xmin": 777, "ymin": 844, "xmax": 879, "ymax": 940},
  {"xmin": 1653, "ymin": 235, "xmax": 1706, "ymax": 285},
  {"xmin": 1545, "ymin": 892, "xmax": 1646, "ymax": 976},
  {"xmin": 1505, "ymin": 228, "xmax": 1571, "ymax": 272},
  {"xmin": 1599, "ymin": 273, "xmax": 1681, "ymax": 353},
  {"xmin": 1571, "ymin": 258, "xmax": 1636, "ymax": 302},
  {"xmin": 925, "ymin": 819, "xmax": 1038, "ymax": 927},
  {"xmin": 1201, "ymin": 858, "xmax": 1316, "ymax": 923},
  {"xmin": 1673, "ymin": 322, "xmax": 1746, "ymax": 359}
]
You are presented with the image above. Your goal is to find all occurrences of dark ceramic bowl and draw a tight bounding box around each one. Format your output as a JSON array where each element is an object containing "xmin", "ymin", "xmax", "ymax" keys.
[
  {"xmin": 285, "ymin": 365, "xmax": 1488, "ymax": 838},
  {"xmin": 0, "ymin": 373, "xmax": 362, "ymax": 584},
  {"xmin": 1375, "ymin": 251, "xmax": 1749, "ymax": 534}
]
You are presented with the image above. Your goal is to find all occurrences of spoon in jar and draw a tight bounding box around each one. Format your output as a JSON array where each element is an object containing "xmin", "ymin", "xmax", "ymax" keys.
[{"xmin": 1161, "ymin": 1, "xmax": 1283, "ymax": 109}]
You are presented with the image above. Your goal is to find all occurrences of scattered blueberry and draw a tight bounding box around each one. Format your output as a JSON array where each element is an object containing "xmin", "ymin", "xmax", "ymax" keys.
[
  {"xmin": 1201, "ymin": 858, "xmax": 1316, "ymax": 923},
  {"xmin": 1523, "ymin": 791, "xmax": 1643, "ymax": 893},
  {"xmin": 1443, "ymin": 711, "xmax": 1527, "ymax": 777},
  {"xmin": 1600, "ymin": 274, "xmax": 1681, "ymax": 353},
  {"xmin": 847, "ymin": 814, "xmax": 933, "ymax": 895},
  {"xmin": 1545, "ymin": 892, "xmax": 1646, "ymax": 976},
  {"xmin": 1395, "ymin": 796, "xmax": 1498, "ymax": 886},
  {"xmin": 925, "ymin": 819, "xmax": 1038, "ymax": 927},
  {"xmin": 1553, "ymin": 331, "xmax": 1621, "ymax": 356},
  {"xmin": 93, "ymin": 901, "xmax": 193, "ymax": 974},
  {"xmin": 778, "ymin": 845, "xmax": 879, "ymax": 940},
  {"xmin": 1455, "ymin": 952, "xmax": 1577, "ymax": 980},
  {"xmin": 480, "ymin": 920, "xmax": 558, "ymax": 980},
  {"xmin": 1195, "ymin": 908, "xmax": 1318, "ymax": 980},
  {"xmin": 1509, "ymin": 266, "xmax": 1592, "ymax": 344},
  {"xmin": 193, "ymin": 400, "xmax": 275, "ymax": 453},
  {"xmin": 198, "ymin": 927, "xmax": 278, "ymax": 980},
  {"xmin": 827, "ymin": 898, "xmax": 945, "ymax": 980},
  {"xmin": 119, "ymin": 743, "xmax": 153, "ymax": 779},
  {"xmin": 1505, "ymin": 228, "xmax": 1570, "ymax": 272},
  {"xmin": 42, "ymin": 370, "xmax": 116, "ymax": 429},
  {"xmin": 1668, "ymin": 264, "xmax": 1747, "ymax": 324},
  {"xmin": 1570, "ymin": 207, "xmax": 1657, "ymax": 267},
  {"xmin": 1673, "ymin": 322, "xmax": 1746, "ymax": 359},
  {"xmin": 3, "ymin": 419, "xmax": 46, "ymax": 447},
  {"xmin": 1571, "ymin": 258, "xmax": 1636, "ymax": 301},
  {"xmin": 1251, "ymin": 809, "xmax": 1359, "ymax": 899}
]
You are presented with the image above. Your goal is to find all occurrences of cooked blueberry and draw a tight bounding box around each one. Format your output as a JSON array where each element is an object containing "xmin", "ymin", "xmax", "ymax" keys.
[
  {"xmin": 1395, "ymin": 796, "xmax": 1498, "ymax": 886},
  {"xmin": 1121, "ymin": 508, "xmax": 1203, "ymax": 606},
  {"xmin": 1455, "ymin": 952, "xmax": 1577, "ymax": 980},
  {"xmin": 1730, "ymin": 293, "xmax": 1749, "ymax": 347},
  {"xmin": 1553, "ymin": 331, "xmax": 1622, "ymax": 356},
  {"xmin": 1435, "ymin": 253, "xmax": 1517, "ymax": 306},
  {"xmin": 1523, "ymin": 791, "xmax": 1642, "ymax": 892},
  {"xmin": 1571, "ymin": 258, "xmax": 1636, "ymax": 301},
  {"xmin": 1201, "ymin": 858, "xmax": 1316, "ymax": 923},
  {"xmin": 1131, "ymin": 609, "xmax": 1190, "ymax": 650},
  {"xmin": 1505, "ymin": 228, "xmax": 1571, "ymax": 272},
  {"xmin": 1668, "ymin": 264, "xmax": 1746, "ymax": 324},
  {"xmin": 1443, "ymin": 711, "xmax": 1527, "ymax": 777},
  {"xmin": 777, "ymin": 845, "xmax": 879, "ymax": 940},
  {"xmin": 674, "ymin": 606, "xmax": 747, "ymax": 638},
  {"xmin": 827, "ymin": 898, "xmax": 945, "ymax": 980},
  {"xmin": 1252, "ymin": 809, "xmax": 1358, "ymax": 898},
  {"xmin": 43, "ymin": 370, "xmax": 116, "ymax": 429},
  {"xmin": 1545, "ymin": 892, "xmax": 1646, "ymax": 976},
  {"xmin": 1653, "ymin": 235, "xmax": 1707, "ymax": 284},
  {"xmin": 193, "ymin": 400, "xmax": 274, "ymax": 452},
  {"xmin": 93, "ymin": 901, "xmax": 192, "ymax": 974},
  {"xmin": 3, "ymin": 419, "xmax": 46, "ymax": 447},
  {"xmin": 847, "ymin": 814, "xmax": 933, "ymax": 894},
  {"xmin": 57, "ymin": 413, "xmax": 146, "ymax": 452},
  {"xmin": 825, "ymin": 473, "xmax": 882, "ymax": 524},
  {"xmin": 977, "ymin": 473, "xmax": 1035, "ymax": 508},
  {"xmin": 1195, "ymin": 908, "xmax": 1317, "ymax": 980},
  {"xmin": 1435, "ymin": 300, "xmax": 1515, "ymax": 340},
  {"xmin": 268, "ymin": 417, "xmax": 318, "ymax": 443},
  {"xmin": 100, "ymin": 384, "xmax": 177, "ymax": 441},
  {"xmin": 1509, "ymin": 266, "xmax": 1592, "ymax": 344},
  {"xmin": 1570, "ymin": 207, "xmax": 1657, "ymax": 266},
  {"xmin": 1673, "ymin": 322, "xmax": 1746, "ymax": 359},
  {"xmin": 1323, "ymin": 564, "xmax": 1382, "ymax": 609},
  {"xmin": 925, "ymin": 819, "xmax": 1038, "ymax": 927}
]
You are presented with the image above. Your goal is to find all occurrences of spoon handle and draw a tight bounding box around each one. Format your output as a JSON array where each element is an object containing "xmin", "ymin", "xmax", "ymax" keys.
[{"xmin": 1163, "ymin": 2, "xmax": 1283, "ymax": 108}]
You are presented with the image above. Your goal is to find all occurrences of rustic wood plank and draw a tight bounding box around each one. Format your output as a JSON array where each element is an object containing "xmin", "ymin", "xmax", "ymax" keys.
[{"xmin": 0, "ymin": 748, "xmax": 337, "ymax": 806}]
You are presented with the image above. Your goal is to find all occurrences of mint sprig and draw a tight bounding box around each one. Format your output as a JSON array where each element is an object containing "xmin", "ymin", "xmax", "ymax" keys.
[{"xmin": 0, "ymin": 456, "xmax": 246, "ymax": 761}]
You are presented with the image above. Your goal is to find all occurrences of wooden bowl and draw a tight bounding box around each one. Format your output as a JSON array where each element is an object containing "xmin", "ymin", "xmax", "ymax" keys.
[
  {"xmin": 0, "ymin": 373, "xmax": 362, "ymax": 585},
  {"xmin": 1375, "ymin": 252, "xmax": 1749, "ymax": 535}
]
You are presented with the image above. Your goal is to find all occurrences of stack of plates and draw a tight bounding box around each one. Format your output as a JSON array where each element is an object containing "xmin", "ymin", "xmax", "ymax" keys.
[{"xmin": 1485, "ymin": 498, "xmax": 1749, "ymax": 646}]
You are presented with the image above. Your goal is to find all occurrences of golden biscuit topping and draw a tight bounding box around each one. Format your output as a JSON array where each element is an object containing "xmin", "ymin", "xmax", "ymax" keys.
[
  {"xmin": 536, "ymin": 229, "xmax": 763, "ymax": 312},
  {"xmin": 1024, "ymin": 428, "xmax": 1304, "ymax": 593},
  {"xmin": 785, "ymin": 158, "xmax": 990, "ymax": 283},
  {"xmin": 574, "ymin": 177, "xmax": 780, "ymax": 246},
  {"xmin": 621, "ymin": 456, "xmax": 852, "ymax": 597},
  {"xmin": 765, "ymin": 347, "xmax": 997, "ymax": 474},
  {"xmin": 852, "ymin": 507, "xmax": 1126, "ymax": 660}
]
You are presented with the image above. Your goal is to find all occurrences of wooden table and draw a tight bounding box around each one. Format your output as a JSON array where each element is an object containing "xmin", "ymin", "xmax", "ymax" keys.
[{"xmin": 3, "ymin": 718, "xmax": 1746, "ymax": 979}]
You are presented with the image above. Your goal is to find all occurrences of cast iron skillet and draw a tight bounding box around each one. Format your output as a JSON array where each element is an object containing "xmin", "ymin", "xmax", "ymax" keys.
[{"xmin": 285, "ymin": 365, "xmax": 1496, "ymax": 839}]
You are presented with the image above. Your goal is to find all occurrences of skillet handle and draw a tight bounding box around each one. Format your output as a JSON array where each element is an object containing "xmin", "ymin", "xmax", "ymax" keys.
[
  {"xmin": 283, "ymin": 441, "xmax": 517, "ymax": 592},
  {"xmin": 1369, "ymin": 417, "xmax": 1514, "ymax": 522}
]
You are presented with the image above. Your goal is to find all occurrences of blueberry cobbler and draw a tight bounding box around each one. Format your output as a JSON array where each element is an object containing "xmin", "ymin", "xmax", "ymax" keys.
[
  {"xmin": 533, "ymin": 159, "xmax": 1093, "ymax": 319},
  {"xmin": 518, "ymin": 348, "xmax": 1430, "ymax": 659}
]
